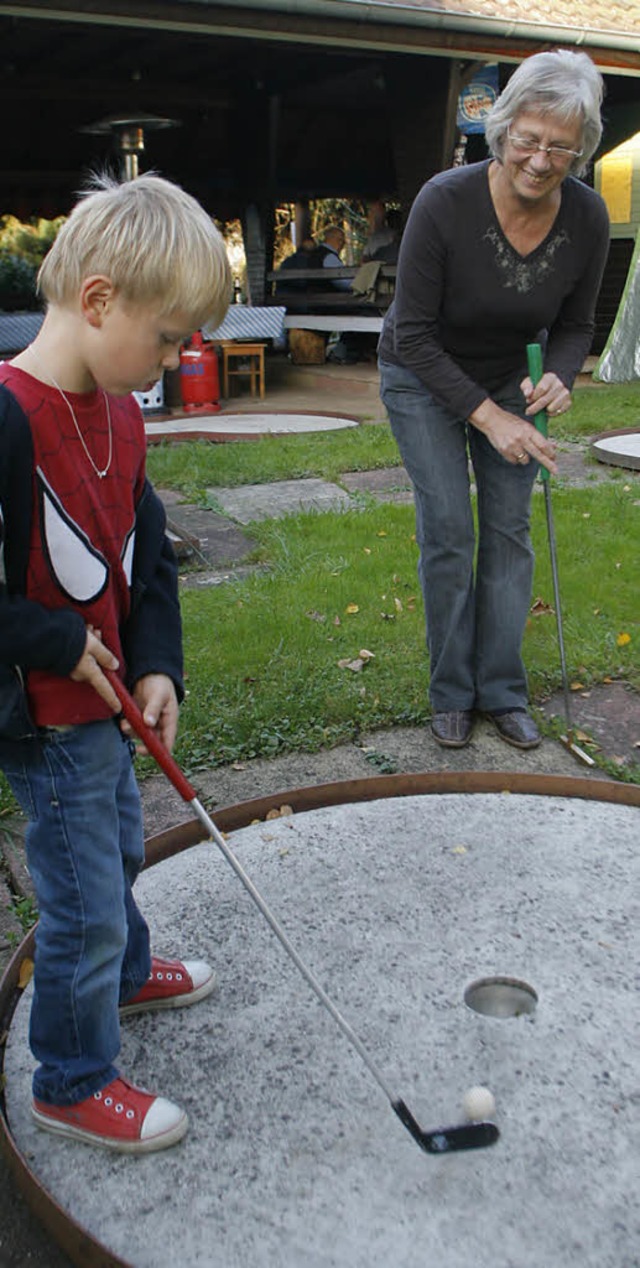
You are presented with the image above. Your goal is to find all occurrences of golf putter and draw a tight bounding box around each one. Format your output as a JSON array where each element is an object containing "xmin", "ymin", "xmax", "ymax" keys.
[
  {"xmin": 526, "ymin": 343, "xmax": 594, "ymax": 767},
  {"xmin": 106, "ymin": 670, "xmax": 499, "ymax": 1157}
]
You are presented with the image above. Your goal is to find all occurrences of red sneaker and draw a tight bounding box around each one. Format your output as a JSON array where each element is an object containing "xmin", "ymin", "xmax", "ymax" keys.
[
  {"xmin": 120, "ymin": 956, "xmax": 216, "ymax": 1017},
  {"xmin": 32, "ymin": 1077, "xmax": 188, "ymax": 1154}
]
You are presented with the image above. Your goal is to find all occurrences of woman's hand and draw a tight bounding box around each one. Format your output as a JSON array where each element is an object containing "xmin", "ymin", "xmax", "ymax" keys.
[
  {"xmin": 469, "ymin": 399, "xmax": 558, "ymax": 474},
  {"xmin": 521, "ymin": 370, "xmax": 572, "ymax": 421}
]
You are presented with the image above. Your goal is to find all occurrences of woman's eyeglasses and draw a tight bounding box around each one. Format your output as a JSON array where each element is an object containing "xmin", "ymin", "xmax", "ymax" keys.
[{"xmin": 506, "ymin": 129, "xmax": 583, "ymax": 164}]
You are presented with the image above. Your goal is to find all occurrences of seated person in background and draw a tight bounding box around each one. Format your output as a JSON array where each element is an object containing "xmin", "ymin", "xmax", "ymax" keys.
[
  {"xmin": 361, "ymin": 199, "xmax": 397, "ymax": 262},
  {"xmin": 368, "ymin": 207, "xmax": 402, "ymax": 264},
  {"xmin": 275, "ymin": 237, "xmax": 325, "ymax": 294},
  {"xmin": 320, "ymin": 226, "xmax": 352, "ymax": 291}
]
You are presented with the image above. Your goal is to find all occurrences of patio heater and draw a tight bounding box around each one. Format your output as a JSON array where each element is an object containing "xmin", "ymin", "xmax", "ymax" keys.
[
  {"xmin": 80, "ymin": 112, "xmax": 180, "ymax": 181},
  {"xmin": 80, "ymin": 113, "xmax": 181, "ymax": 412}
]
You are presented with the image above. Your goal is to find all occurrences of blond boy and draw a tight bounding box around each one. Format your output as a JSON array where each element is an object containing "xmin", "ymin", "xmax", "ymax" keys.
[{"xmin": 0, "ymin": 174, "xmax": 231, "ymax": 1152}]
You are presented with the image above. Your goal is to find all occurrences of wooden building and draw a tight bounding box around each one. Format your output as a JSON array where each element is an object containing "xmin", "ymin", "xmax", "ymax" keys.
[{"xmin": 1, "ymin": 0, "xmax": 640, "ymax": 322}]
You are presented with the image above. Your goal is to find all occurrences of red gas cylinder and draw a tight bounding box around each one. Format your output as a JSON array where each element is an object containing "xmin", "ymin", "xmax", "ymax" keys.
[{"xmin": 179, "ymin": 331, "xmax": 221, "ymax": 412}]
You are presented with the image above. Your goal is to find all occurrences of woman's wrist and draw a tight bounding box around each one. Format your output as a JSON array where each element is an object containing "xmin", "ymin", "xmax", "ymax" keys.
[{"xmin": 468, "ymin": 398, "xmax": 497, "ymax": 434}]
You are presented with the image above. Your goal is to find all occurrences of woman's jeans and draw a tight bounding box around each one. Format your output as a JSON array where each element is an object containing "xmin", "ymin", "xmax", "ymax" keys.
[
  {"xmin": 379, "ymin": 359, "xmax": 538, "ymax": 714},
  {"xmin": 0, "ymin": 718, "xmax": 151, "ymax": 1105}
]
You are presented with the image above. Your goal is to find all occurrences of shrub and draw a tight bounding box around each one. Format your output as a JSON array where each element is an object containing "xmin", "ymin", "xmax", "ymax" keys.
[
  {"xmin": 0, "ymin": 250, "xmax": 40, "ymax": 310},
  {"xmin": 0, "ymin": 214, "xmax": 64, "ymax": 311}
]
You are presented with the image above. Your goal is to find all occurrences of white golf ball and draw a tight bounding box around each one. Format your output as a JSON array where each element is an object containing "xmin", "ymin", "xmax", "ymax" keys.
[{"xmin": 462, "ymin": 1086, "xmax": 496, "ymax": 1122}]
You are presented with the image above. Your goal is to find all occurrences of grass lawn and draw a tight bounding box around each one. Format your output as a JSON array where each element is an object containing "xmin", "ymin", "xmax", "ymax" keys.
[
  {"xmin": 1, "ymin": 381, "xmax": 638, "ymax": 818},
  {"xmin": 145, "ymin": 380, "xmax": 640, "ymax": 496},
  {"xmin": 170, "ymin": 483, "xmax": 639, "ymax": 779},
  {"xmin": 143, "ymin": 379, "xmax": 640, "ymax": 781}
]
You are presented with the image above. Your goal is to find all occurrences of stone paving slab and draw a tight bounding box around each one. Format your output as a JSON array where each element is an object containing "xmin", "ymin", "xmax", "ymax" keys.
[
  {"xmin": 207, "ymin": 478, "xmax": 353, "ymax": 524},
  {"xmin": 5, "ymin": 793, "xmax": 639, "ymax": 1267}
]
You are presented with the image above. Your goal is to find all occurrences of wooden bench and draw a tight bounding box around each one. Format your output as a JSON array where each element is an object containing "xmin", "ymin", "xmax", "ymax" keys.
[{"xmin": 265, "ymin": 265, "xmax": 396, "ymax": 334}]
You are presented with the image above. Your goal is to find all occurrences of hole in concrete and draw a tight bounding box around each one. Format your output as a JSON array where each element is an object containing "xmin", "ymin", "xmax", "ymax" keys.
[{"xmin": 464, "ymin": 975, "xmax": 538, "ymax": 1018}]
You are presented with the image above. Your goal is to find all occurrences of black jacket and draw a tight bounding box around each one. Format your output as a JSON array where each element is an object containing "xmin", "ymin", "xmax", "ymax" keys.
[{"xmin": 0, "ymin": 384, "xmax": 183, "ymax": 741}]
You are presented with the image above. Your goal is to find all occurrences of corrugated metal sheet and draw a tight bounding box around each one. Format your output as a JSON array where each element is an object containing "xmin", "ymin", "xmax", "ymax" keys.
[
  {"xmin": 204, "ymin": 306, "xmax": 287, "ymax": 343},
  {"xmin": 0, "ymin": 312, "xmax": 44, "ymax": 356}
]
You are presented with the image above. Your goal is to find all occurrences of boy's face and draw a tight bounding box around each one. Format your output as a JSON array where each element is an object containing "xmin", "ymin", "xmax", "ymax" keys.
[{"xmin": 91, "ymin": 295, "xmax": 196, "ymax": 395}]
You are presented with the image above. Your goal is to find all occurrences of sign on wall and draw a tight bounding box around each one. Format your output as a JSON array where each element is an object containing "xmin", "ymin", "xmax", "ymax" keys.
[{"xmin": 457, "ymin": 64, "xmax": 499, "ymax": 135}]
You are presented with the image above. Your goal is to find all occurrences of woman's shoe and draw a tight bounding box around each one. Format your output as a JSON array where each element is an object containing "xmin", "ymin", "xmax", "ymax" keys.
[
  {"xmin": 486, "ymin": 710, "xmax": 541, "ymax": 750},
  {"xmin": 431, "ymin": 710, "xmax": 474, "ymax": 748}
]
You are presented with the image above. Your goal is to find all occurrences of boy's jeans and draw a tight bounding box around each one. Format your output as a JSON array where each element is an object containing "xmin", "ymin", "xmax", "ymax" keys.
[
  {"xmin": 379, "ymin": 359, "xmax": 538, "ymax": 713},
  {"xmin": 1, "ymin": 718, "xmax": 151, "ymax": 1105}
]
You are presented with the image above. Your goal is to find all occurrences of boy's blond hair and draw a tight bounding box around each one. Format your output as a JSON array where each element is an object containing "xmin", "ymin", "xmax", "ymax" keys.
[{"xmin": 38, "ymin": 173, "xmax": 232, "ymax": 330}]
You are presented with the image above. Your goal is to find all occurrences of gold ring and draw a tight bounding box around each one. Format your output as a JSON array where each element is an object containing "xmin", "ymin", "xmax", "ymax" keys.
[{"xmin": 516, "ymin": 452, "xmax": 528, "ymax": 463}]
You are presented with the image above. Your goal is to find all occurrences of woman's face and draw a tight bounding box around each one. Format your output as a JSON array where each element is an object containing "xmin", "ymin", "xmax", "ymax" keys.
[{"xmin": 501, "ymin": 110, "xmax": 584, "ymax": 203}]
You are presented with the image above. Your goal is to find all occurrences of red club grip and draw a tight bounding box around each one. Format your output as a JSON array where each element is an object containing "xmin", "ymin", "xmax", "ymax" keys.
[{"xmin": 106, "ymin": 670, "xmax": 197, "ymax": 803}]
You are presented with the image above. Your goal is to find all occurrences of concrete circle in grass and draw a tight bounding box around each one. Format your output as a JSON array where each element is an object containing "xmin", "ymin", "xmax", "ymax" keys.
[{"xmin": 2, "ymin": 785, "xmax": 638, "ymax": 1268}]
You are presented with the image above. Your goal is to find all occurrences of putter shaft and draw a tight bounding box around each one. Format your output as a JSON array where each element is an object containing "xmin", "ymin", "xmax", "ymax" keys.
[{"xmin": 105, "ymin": 670, "xmax": 499, "ymax": 1157}]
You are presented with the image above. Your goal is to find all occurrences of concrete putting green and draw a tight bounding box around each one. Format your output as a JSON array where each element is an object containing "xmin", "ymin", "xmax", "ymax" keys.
[
  {"xmin": 4, "ymin": 791, "xmax": 639, "ymax": 1267},
  {"xmin": 145, "ymin": 413, "xmax": 358, "ymax": 441}
]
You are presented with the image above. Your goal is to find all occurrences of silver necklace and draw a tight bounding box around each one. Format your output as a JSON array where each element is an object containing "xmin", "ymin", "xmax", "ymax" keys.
[{"xmin": 27, "ymin": 346, "xmax": 113, "ymax": 480}]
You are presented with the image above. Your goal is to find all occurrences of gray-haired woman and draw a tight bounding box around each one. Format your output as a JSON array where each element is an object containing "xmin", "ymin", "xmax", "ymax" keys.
[{"xmin": 379, "ymin": 49, "xmax": 609, "ymax": 750}]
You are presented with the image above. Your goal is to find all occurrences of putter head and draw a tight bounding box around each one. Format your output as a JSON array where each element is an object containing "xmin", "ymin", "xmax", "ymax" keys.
[{"xmin": 394, "ymin": 1098, "xmax": 499, "ymax": 1154}]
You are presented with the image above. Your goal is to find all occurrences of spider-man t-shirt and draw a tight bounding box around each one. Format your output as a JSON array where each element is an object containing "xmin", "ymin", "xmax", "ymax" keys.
[{"xmin": 0, "ymin": 364, "xmax": 146, "ymax": 726}]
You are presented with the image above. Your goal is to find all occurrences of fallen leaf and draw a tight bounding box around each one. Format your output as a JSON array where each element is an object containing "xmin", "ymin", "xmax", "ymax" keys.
[
  {"xmin": 582, "ymin": 512, "xmax": 591, "ymax": 519},
  {"xmin": 530, "ymin": 596, "xmax": 554, "ymax": 616},
  {"xmin": 616, "ymin": 632, "xmax": 631, "ymax": 646},
  {"xmin": 338, "ymin": 657, "xmax": 364, "ymax": 672},
  {"xmin": 451, "ymin": 845, "xmax": 468, "ymax": 855},
  {"xmin": 580, "ymin": 691, "xmax": 591, "ymax": 698},
  {"xmin": 358, "ymin": 648, "xmax": 376, "ymax": 660},
  {"xmin": 376, "ymin": 530, "xmax": 388, "ymax": 538},
  {"xmin": 345, "ymin": 603, "xmax": 360, "ymax": 614},
  {"xmin": 279, "ymin": 804, "xmax": 294, "ymax": 817},
  {"xmin": 570, "ymin": 681, "xmax": 585, "ymax": 691},
  {"xmin": 593, "ymin": 608, "xmax": 600, "ymax": 615},
  {"xmin": 574, "ymin": 729, "xmax": 593, "ymax": 743},
  {"xmin": 394, "ymin": 597, "xmax": 403, "ymax": 612},
  {"xmin": 18, "ymin": 958, "xmax": 34, "ymax": 989},
  {"xmin": 602, "ymin": 675, "xmax": 613, "ymax": 683},
  {"xmin": 363, "ymin": 547, "xmax": 371, "ymax": 555},
  {"xmin": 231, "ymin": 760, "xmax": 246, "ymax": 771}
]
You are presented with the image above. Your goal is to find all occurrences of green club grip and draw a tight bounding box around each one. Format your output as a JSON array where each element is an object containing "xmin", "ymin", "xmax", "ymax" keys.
[{"xmin": 527, "ymin": 342, "xmax": 549, "ymax": 482}]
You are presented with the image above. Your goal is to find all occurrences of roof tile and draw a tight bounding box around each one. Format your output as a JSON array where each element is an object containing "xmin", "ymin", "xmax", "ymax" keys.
[{"xmin": 374, "ymin": 0, "xmax": 640, "ymax": 38}]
